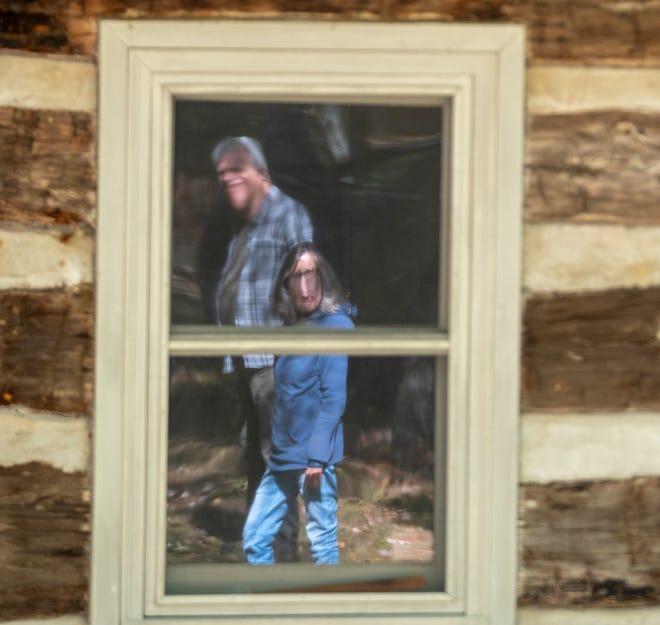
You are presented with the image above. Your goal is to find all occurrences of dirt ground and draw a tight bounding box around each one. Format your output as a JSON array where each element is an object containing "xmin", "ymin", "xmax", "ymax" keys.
[{"xmin": 167, "ymin": 436, "xmax": 434, "ymax": 565}]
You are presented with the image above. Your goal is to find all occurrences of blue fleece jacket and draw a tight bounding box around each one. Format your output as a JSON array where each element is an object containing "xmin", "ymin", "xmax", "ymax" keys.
[{"xmin": 268, "ymin": 306, "xmax": 354, "ymax": 472}]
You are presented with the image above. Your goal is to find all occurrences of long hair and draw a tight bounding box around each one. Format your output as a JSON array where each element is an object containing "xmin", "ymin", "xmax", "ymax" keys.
[{"xmin": 273, "ymin": 242, "xmax": 346, "ymax": 325}]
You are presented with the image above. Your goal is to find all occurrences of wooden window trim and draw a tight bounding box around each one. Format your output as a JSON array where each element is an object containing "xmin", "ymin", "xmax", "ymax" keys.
[{"xmin": 93, "ymin": 19, "xmax": 524, "ymax": 625}]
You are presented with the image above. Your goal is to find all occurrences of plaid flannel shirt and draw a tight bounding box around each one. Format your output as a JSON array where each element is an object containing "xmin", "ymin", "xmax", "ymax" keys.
[{"xmin": 216, "ymin": 185, "xmax": 313, "ymax": 370}]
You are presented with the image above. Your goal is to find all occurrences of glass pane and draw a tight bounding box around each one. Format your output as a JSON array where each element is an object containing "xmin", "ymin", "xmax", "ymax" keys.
[
  {"xmin": 166, "ymin": 355, "xmax": 445, "ymax": 593},
  {"xmin": 170, "ymin": 101, "xmax": 444, "ymax": 329}
]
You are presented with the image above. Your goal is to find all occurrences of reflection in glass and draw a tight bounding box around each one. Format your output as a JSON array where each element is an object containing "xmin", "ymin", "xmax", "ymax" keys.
[
  {"xmin": 171, "ymin": 101, "xmax": 443, "ymax": 329},
  {"xmin": 167, "ymin": 356, "xmax": 444, "ymax": 591}
]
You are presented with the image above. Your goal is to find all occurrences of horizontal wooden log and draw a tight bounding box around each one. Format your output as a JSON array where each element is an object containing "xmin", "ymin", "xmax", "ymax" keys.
[
  {"xmin": 522, "ymin": 286, "xmax": 660, "ymax": 412},
  {"xmin": 520, "ymin": 477, "xmax": 660, "ymax": 607},
  {"xmin": 526, "ymin": 111, "xmax": 660, "ymax": 225},
  {"xmin": 0, "ymin": 5, "xmax": 74, "ymax": 54},
  {"xmin": 0, "ymin": 0, "xmax": 498, "ymax": 56},
  {"xmin": 504, "ymin": 0, "xmax": 660, "ymax": 66},
  {"xmin": 1, "ymin": 0, "xmax": 660, "ymax": 66},
  {"xmin": 0, "ymin": 462, "xmax": 89, "ymax": 620},
  {"xmin": 0, "ymin": 286, "xmax": 94, "ymax": 415},
  {"xmin": 0, "ymin": 107, "xmax": 96, "ymax": 228}
]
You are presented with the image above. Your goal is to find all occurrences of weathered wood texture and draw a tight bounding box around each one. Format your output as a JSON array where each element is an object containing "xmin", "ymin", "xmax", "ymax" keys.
[
  {"xmin": 0, "ymin": 462, "xmax": 89, "ymax": 620},
  {"xmin": 526, "ymin": 111, "xmax": 660, "ymax": 225},
  {"xmin": 0, "ymin": 0, "xmax": 94, "ymax": 56},
  {"xmin": 0, "ymin": 286, "xmax": 94, "ymax": 415},
  {"xmin": 0, "ymin": 107, "xmax": 96, "ymax": 228},
  {"xmin": 522, "ymin": 286, "xmax": 660, "ymax": 412},
  {"xmin": 520, "ymin": 477, "xmax": 660, "ymax": 607},
  {"xmin": 504, "ymin": 0, "xmax": 660, "ymax": 66},
  {"xmin": 0, "ymin": 0, "xmax": 503, "ymax": 56},
  {"xmin": 3, "ymin": 0, "xmax": 660, "ymax": 66}
]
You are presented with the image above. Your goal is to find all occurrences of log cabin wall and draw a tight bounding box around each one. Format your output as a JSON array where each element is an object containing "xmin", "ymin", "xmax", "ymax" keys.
[{"xmin": 1, "ymin": 2, "xmax": 659, "ymax": 624}]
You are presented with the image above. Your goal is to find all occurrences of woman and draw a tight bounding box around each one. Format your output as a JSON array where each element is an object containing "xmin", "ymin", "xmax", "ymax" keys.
[{"xmin": 242, "ymin": 242, "xmax": 354, "ymax": 564}]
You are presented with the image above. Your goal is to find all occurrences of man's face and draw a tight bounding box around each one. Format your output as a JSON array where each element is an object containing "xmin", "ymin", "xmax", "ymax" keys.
[
  {"xmin": 289, "ymin": 252, "xmax": 322, "ymax": 316},
  {"xmin": 216, "ymin": 150, "xmax": 268, "ymax": 219}
]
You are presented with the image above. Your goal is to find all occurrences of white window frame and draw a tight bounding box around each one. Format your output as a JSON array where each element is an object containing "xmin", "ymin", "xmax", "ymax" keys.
[{"xmin": 92, "ymin": 19, "xmax": 524, "ymax": 625}]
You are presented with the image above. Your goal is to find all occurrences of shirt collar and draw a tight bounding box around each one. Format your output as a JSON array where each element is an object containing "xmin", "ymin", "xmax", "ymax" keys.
[{"xmin": 250, "ymin": 185, "xmax": 278, "ymax": 226}]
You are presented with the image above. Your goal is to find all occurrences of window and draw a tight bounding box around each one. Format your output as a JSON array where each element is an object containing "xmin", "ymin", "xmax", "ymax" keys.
[{"xmin": 93, "ymin": 19, "xmax": 524, "ymax": 625}]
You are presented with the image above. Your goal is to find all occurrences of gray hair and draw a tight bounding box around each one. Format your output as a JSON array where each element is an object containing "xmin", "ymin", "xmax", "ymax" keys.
[
  {"xmin": 273, "ymin": 242, "xmax": 347, "ymax": 325},
  {"xmin": 210, "ymin": 136, "xmax": 270, "ymax": 179}
]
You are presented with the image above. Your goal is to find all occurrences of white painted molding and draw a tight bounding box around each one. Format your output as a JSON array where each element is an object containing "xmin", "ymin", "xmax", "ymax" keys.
[
  {"xmin": 0, "ymin": 229, "xmax": 92, "ymax": 289},
  {"xmin": 0, "ymin": 53, "xmax": 96, "ymax": 112},
  {"xmin": 0, "ymin": 408, "xmax": 89, "ymax": 473},
  {"xmin": 521, "ymin": 413, "xmax": 660, "ymax": 483},
  {"xmin": 524, "ymin": 223, "xmax": 660, "ymax": 293},
  {"xmin": 528, "ymin": 66, "xmax": 660, "ymax": 114},
  {"xmin": 519, "ymin": 607, "xmax": 660, "ymax": 625}
]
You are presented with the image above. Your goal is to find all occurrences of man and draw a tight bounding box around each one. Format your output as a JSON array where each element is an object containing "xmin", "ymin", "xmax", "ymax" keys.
[
  {"xmin": 212, "ymin": 136, "xmax": 313, "ymax": 341},
  {"xmin": 210, "ymin": 136, "xmax": 312, "ymax": 557},
  {"xmin": 243, "ymin": 242, "xmax": 354, "ymax": 564}
]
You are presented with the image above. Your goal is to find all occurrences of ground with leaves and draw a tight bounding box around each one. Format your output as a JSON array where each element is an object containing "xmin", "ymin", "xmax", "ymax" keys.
[{"xmin": 167, "ymin": 436, "xmax": 434, "ymax": 565}]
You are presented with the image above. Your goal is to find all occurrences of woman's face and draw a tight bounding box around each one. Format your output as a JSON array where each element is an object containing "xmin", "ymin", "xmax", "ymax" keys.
[{"xmin": 288, "ymin": 252, "xmax": 322, "ymax": 316}]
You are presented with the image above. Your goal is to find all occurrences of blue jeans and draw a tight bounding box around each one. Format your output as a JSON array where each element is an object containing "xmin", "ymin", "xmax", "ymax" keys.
[
  {"xmin": 236, "ymin": 366, "xmax": 299, "ymax": 561},
  {"xmin": 243, "ymin": 466, "xmax": 339, "ymax": 564}
]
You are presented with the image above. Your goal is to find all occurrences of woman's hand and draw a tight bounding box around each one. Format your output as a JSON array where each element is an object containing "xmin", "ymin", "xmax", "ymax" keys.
[{"xmin": 305, "ymin": 466, "xmax": 323, "ymax": 492}]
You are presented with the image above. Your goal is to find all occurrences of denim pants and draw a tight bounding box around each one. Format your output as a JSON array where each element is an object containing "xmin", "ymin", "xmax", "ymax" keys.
[
  {"xmin": 238, "ymin": 366, "xmax": 300, "ymax": 561},
  {"xmin": 243, "ymin": 466, "xmax": 339, "ymax": 564}
]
